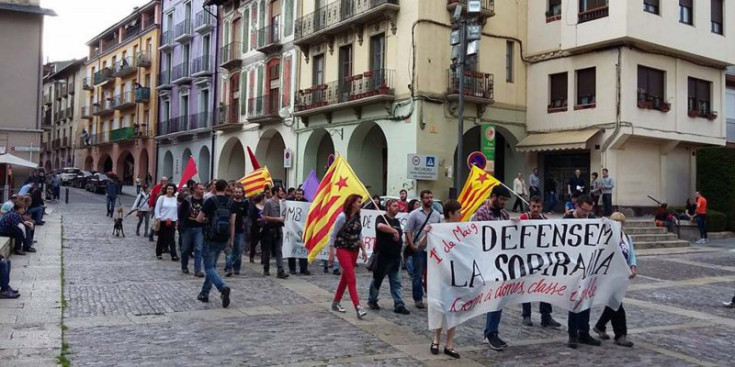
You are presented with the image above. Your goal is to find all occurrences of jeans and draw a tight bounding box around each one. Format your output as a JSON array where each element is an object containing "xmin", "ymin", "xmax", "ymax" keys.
[
  {"xmin": 0, "ymin": 226, "xmax": 31, "ymax": 252},
  {"xmin": 27, "ymin": 206, "xmax": 43, "ymax": 223},
  {"xmin": 544, "ymin": 192, "xmax": 558, "ymax": 212},
  {"xmin": 568, "ymin": 309, "xmax": 591, "ymax": 337},
  {"xmin": 53, "ymin": 186, "xmax": 60, "ymax": 200},
  {"xmin": 261, "ymin": 228, "xmax": 284, "ymax": 272},
  {"xmin": 595, "ymin": 304, "xmax": 627, "ymax": 339},
  {"xmin": 484, "ymin": 310, "xmax": 503, "ymax": 337},
  {"xmin": 106, "ymin": 196, "xmax": 117, "ymax": 217},
  {"xmin": 201, "ymin": 241, "xmax": 228, "ymax": 295},
  {"xmin": 136, "ymin": 185, "xmax": 141, "ymax": 194},
  {"xmin": 180, "ymin": 227, "xmax": 204, "ymax": 273},
  {"xmin": 368, "ymin": 258, "xmax": 404, "ymax": 308},
  {"xmin": 136, "ymin": 211, "xmax": 150, "ymax": 236},
  {"xmin": 602, "ymin": 193, "xmax": 613, "ymax": 217},
  {"xmin": 0, "ymin": 259, "xmax": 11, "ymax": 291},
  {"xmin": 404, "ymin": 253, "xmax": 414, "ymax": 278},
  {"xmin": 334, "ymin": 248, "xmax": 360, "ymax": 307},
  {"xmin": 522, "ymin": 302, "xmax": 553, "ymax": 321},
  {"xmin": 156, "ymin": 222, "xmax": 177, "ymax": 258},
  {"xmin": 697, "ymin": 214, "xmax": 707, "ymax": 239},
  {"xmin": 412, "ymin": 251, "xmax": 427, "ymax": 302},
  {"xmin": 225, "ymin": 232, "xmax": 246, "ymax": 273}
]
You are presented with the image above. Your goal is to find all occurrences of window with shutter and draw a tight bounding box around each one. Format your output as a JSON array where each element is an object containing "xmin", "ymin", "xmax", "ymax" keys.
[
  {"xmin": 679, "ymin": 0, "xmax": 693, "ymax": 25},
  {"xmin": 637, "ymin": 66, "xmax": 666, "ymax": 110},
  {"xmin": 576, "ymin": 68, "xmax": 596, "ymax": 107},
  {"xmin": 548, "ymin": 0, "xmax": 562, "ymax": 17},
  {"xmin": 643, "ymin": 0, "xmax": 659, "ymax": 14},
  {"xmin": 687, "ymin": 77, "xmax": 713, "ymax": 117},
  {"xmin": 548, "ymin": 72, "xmax": 568, "ymax": 112},
  {"xmin": 711, "ymin": 0, "xmax": 723, "ymax": 34}
]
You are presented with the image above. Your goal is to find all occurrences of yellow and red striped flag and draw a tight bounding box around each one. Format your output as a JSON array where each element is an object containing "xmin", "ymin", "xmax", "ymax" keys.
[
  {"xmin": 238, "ymin": 167, "xmax": 274, "ymax": 197},
  {"xmin": 458, "ymin": 165, "xmax": 501, "ymax": 222},
  {"xmin": 302, "ymin": 155, "xmax": 370, "ymax": 263}
]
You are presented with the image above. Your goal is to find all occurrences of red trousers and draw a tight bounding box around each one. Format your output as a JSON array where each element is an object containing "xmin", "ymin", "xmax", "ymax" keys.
[{"xmin": 334, "ymin": 248, "xmax": 360, "ymax": 307}]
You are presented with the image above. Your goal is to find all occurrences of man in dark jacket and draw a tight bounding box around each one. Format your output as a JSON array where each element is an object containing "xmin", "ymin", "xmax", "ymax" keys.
[{"xmin": 106, "ymin": 177, "xmax": 120, "ymax": 218}]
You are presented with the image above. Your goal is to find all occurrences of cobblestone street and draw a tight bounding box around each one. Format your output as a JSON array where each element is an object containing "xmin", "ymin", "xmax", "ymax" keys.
[{"xmin": 41, "ymin": 189, "xmax": 735, "ymax": 365}]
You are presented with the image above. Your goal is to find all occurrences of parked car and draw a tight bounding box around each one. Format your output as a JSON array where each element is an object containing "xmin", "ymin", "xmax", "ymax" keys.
[
  {"xmin": 73, "ymin": 171, "xmax": 94, "ymax": 188},
  {"xmin": 86, "ymin": 173, "xmax": 110, "ymax": 194},
  {"xmin": 60, "ymin": 167, "xmax": 80, "ymax": 185}
]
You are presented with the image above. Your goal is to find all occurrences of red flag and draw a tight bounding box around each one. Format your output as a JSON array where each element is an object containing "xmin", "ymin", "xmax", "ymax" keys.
[
  {"xmin": 178, "ymin": 157, "xmax": 198, "ymax": 188},
  {"xmin": 247, "ymin": 146, "xmax": 260, "ymax": 170}
]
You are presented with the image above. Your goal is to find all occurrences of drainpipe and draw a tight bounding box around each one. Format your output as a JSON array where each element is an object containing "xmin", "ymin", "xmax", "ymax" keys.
[
  {"xmin": 204, "ymin": 3, "xmax": 218, "ymax": 181},
  {"xmin": 601, "ymin": 47, "xmax": 623, "ymax": 156}
]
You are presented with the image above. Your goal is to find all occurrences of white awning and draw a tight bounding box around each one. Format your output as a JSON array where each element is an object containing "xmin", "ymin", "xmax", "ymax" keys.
[
  {"xmin": 516, "ymin": 129, "xmax": 600, "ymax": 152},
  {"xmin": 0, "ymin": 153, "xmax": 39, "ymax": 168}
]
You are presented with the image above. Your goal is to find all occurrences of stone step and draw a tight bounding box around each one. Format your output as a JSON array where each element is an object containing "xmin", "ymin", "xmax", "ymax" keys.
[
  {"xmin": 623, "ymin": 220, "xmax": 657, "ymax": 228},
  {"xmin": 624, "ymin": 227, "xmax": 669, "ymax": 235},
  {"xmin": 633, "ymin": 240, "xmax": 691, "ymax": 249},
  {"xmin": 628, "ymin": 233, "xmax": 680, "ymax": 242}
]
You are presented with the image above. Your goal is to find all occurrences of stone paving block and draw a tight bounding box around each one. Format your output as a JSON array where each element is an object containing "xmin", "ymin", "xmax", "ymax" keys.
[
  {"xmin": 636, "ymin": 326, "xmax": 735, "ymax": 366},
  {"xmin": 636, "ymin": 258, "xmax": 735, "ymax": 281},
  {"xmin": 677, "ymin": 252, "xmax": 735, "ymax": 267},
  {"xmin": 627, "ymin": 282, "xmax": 735, "ymax": 320}
]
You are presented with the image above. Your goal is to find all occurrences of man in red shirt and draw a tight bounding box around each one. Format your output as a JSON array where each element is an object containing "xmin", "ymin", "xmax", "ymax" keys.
[
  {"xmin": 694, "ymin": 190, "xmax": 708, "ymax": 244},
  {"xmin": 517, "ymin": 196, "xmax": 562, "ymax": 329},
  {"xmin": 397, "ymin": 189, "xmax": 409, "ymax": 213},
  {"xmin": 148, "ymin": 176, "xmax": 168, "ymax": 241}
]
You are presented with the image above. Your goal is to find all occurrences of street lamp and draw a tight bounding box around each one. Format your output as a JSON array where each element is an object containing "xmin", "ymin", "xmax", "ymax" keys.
[{"xmin": 450, "ymin": 0, "xmax": 482, "ymax": 198}]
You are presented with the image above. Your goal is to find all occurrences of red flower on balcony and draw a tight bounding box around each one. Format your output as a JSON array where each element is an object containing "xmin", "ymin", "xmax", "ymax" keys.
[
  {"xmin": 688, "ymin": 110, "xmax": 699, "ymax": 118},
  {"xmin": 707, "ymin": 112, "xmax": 718, "ymax": 120},
  {"xmin": 659, "ymin": 102, "xmax": 671, "ymax": 112}
]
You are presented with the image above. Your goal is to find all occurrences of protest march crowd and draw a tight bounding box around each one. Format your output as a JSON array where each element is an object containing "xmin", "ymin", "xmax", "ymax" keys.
[{"xmin": 1, "ymin": 156, "xmax": 733, "ymax": 362}]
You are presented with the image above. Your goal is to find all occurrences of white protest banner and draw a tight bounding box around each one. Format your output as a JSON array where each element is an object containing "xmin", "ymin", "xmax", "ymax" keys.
[
  {"xmin": 427, "ymin": 219, "xmax": 631, "ymax": 331},
  {"xmin": 282, "ymin": 201, "xmax": 409, "ymax": 263}
]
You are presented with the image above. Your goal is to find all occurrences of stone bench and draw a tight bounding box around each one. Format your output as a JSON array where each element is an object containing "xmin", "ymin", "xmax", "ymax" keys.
[
  {"xmin": 0, "ymin": 236, "xmax": 11, "ymax": 258},
  {"xmin": 676, "ymin": 219, "xmax": 735, "ymax": 241}
]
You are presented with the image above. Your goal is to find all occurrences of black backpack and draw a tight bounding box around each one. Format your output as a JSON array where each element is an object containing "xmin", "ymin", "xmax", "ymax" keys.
[{"xmin": 208, "ymin": 197, "xmax": 232, "ymax": 242}]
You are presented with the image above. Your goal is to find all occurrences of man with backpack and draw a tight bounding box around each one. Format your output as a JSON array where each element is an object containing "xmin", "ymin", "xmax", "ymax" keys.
[
  {"xmin": 262, "ymin": 186, "xmax": 289, "ymax": 279},
  {"xmin": 195, "ymin": 179, "xmax": 235, "ymax": 308}
]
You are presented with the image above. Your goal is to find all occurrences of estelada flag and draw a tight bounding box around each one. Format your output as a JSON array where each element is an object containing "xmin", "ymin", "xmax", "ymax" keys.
[
  {"xmin": 238, "ymin": 167, "xmax": 274, "ymax": 197},
  {"xmin": 458, "ymin": 165, "xmax": 501, "ymax": 222},
  {"xmin": 302, "ymin": 155, "xmax": 370, "ymax": 263}
]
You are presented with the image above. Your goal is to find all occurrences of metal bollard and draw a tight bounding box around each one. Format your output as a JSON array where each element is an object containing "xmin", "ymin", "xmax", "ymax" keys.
[{"xmin": 65, "ymin": 187, "xmax": 69, "ymax": 204}]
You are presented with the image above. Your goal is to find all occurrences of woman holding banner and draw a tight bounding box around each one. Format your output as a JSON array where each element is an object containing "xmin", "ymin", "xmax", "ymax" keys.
[
  {"xmin": 592, "ymin": 212, "xmax": 637, "ymax": 347},
  {"xmin": 329, "ymin": 194, "xmax": 369, "ymax": 319},
  {"xmin": 428, "ymin": 199, "xmax": 462, "ymax": 359}
]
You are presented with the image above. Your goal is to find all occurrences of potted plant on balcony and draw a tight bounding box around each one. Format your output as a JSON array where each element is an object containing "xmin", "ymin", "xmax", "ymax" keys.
[
  {"xmin": 637, "ymin": 99, "xmax": 649, "ymax": 109},
  {"xmin": 688, "ymin": 109, "xmax": 699, "ymax": 118},
  {"xmin": 707, "ymin": 111, "xmax": 718, "ymax": 120},
  {"xmin": 659, "ymin": 101, "xmax": 671, "ymax": 112}
]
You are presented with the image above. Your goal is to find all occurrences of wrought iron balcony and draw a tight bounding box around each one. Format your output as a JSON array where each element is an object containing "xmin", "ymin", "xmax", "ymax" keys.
[
  {"xmin": 189, "ymin": 111, "xmax": 212, "ymax": 130},
  {"xmin": 157, "ymin": 70, "xmax": 172, "ymax": 89},
  {"xmin": 174, "ymin": 19, "xmax": 194, "ymax": 43},
  {"xmin": 219, "ymin": 42, "xmax": 242, "ymax": 70},
  {"xmin": 446, "ymin": 0, "xmax": 495, "ymax": 18},
  {"xmin": 295, "ymin": 69, "xmax": 395, "ymax": 119},
  {"xmin": 112, "ymin": 90, "xmax": 136, "ymax": 110},
  {"xmin": 247, "ymin": 95, "xmax": 281, "ymax": 124},
  {"xmin": 157, "ymin": 116, "xmax": 188, "ymax": 136},
  {"xmin": 256, "ymin": 23, "xmax": 282, "ymax": 54},
  {"xmin": 294, "ymin": 0, "xmax": 399, "ymax": 47},
  {"xmin": 94, "ymin": 67, "xmax": 115, "ymax": 85},
  {"xmin": 159, "ymin": 31, "xmax": 174, "ymax": 51},
  {"xmin": 81, "ymin": 106, "xmax": 92, "ymax": 119},
  {"xmin": 191, "ymin": 55, "xmax": 213, "ymax": 76},
  {"xmin": 110, "ymin": 126, "xmax": 149, "ymax": 142},
  {"xmin": 172, "ymin": 61, "xmax": 192, "ymax": 84},
  {"xmin": 194, "ymin": 10, "xmax": 215, "ymax": 33},
  {"xmin": 135, "ymin": 87, "xmax": 150, "ymax": 102},
  {"xmin": 86, "ymin": 131, "xmax": 111, "ymax": 146},
  {"xmin": 446, "ymin": 69, "xmax": 495, "ymax": 104},
  {"xmin": 112, "ymin": 57, "xmax": 136, "ymax": 78},
  {"xmin": 215, "ymin": 104, "xmax": 240, "ymax": 129},
  {"xmin": 82, "ymin": 77, "xmax": 93, "ymax": 90},
  {"xmin": 578, "ymin": 5, "xmax": 608, "ymax": 23},
  {"xmin": 93, "ymin": 99, "xmax": 115, "ymax": 116},
  {"xmin": 136, "ymin": 50, "xmax": 152, "ymax": 68}
]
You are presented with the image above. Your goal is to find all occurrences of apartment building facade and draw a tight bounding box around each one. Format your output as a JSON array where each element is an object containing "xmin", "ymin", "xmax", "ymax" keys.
[
  {"xmin": 80, "ymin": 0, "xmax": 161, "ymax": 185},
  {"xmin": 41, "ymin": 59, "xmax": 86, "ymax": 171},
  {"xmin": 206, "ymin": 0, "xmax": 299, "ymax": 187},
  {"xmin": 156, "ymin": 0, "xmax": 217, "ymax": 183},
  {"xmin": 523, "ymin": 0, "xmax": 733, "ymax": 209},
  {"xmin": 726, "ymin": 66, "xmax": 735, "ymax": 146}
]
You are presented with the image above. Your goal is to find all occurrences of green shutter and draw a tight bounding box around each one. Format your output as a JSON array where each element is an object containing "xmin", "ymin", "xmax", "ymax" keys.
[
  {"xmin": 257, "ymin": 65, "xmax": 264, "ymax": 97},
  {"xmin": 242, "ymin": 9, "xmax": 249, "ymax": 53},
  {"xmin": 284, "ymin": 0, "xmax": 293, "ymax": 37},
  {"xmin": 258, "ymin": 0, "xmax": 265, "ymax": 30}
]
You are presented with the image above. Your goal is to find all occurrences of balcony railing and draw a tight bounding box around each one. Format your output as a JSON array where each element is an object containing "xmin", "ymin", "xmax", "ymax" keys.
[
  {"xmin": 110, "ymin": 126, "xmax": 146, "ymax": 142},
  {"xmin": 174, "ymin": 19, "xmax": 193, "ymax": 42},
  {"xmin": 158, "ymin": 115, "xmax": 189, "ymax": 136},
  {"xmin": 112, "ymin": 57, "xmax": 136, "ymax": 77},
  {"xmin": 446, "ymin": 69, "xmax": 495, "ymax": 102},
  {"xmin": 52, "ymin": 138, "xmax": 60, "ymax": 150},
  {"xmin": 158, "ymin": 70, "xmax": 172, "ymax": 88},
  {"xmin": 81, "ymin": 106, "xmax": 92, "ymax": 119},
  {"xmin": 295, "ymin": 0, "xmax": 399, "ymax": 45},
  {"xmin": 219, "ymin": 42, "xmax": 242, "ymax": 70},
  {"xmin": 216, "ymin": 104, "xmax": 240, "ymax": 126},
  {"xmin": 135, "ymin": 87, "xmax": 150, "ymax": 102},
  {"xmin": 446, "ymin": 0, "xmax": 495, "ymax": 17},
  {"xmin": 578, "ymin": 5, "xmax": 609, "ymax": 23},
  {"xmin": 86, "ymin": 131, "xmax": 110, "ymax": 146},
  {"xmin": 247, "ymin": 95, "xmax": 280, "ymax": 121},
  {"xmin": 194, "ymin": 10, "xmax": 215, "ymax": 33},
  {"xmin": 94, "ymin": 67, "xmax": 114, "ymax": 85},
  {"xmin": 112, "ymin": 90, "xmax": 136, "ymax": 110},
  {"xmin": 100, "ymin": 38, "xmax": 119, "ymax": 54},
  {"xmin": 82, "ymin": 77, "xmax": 93, "ymax": 90},
  {"xmin": 190, "ymin": 111, "xmax": 212, "ymax": 129},
  {"xmin": 93, "ymin": 99, "xmax": 115, "ymax": 116},
  {"xmin": 159, "ymin": 31, "xmax": 174, "ymax": 51},
  {"xmin": 136, "ymin": 50, "xmax": 152, "ymax": 68},
  {"xmin": 172, "ymin": 62, "xmax": 191, "ymax": 83},
  {"xmin": 687, "ymin": 98, "xmax": 716, "ymax": 119},
  {"xmin": 295, "ymin": 69, "xmax": 395, "ymax": 114},
  {"xmin": 256, "ymin": 23, "xmax": 282, "ymax": 54},
  {"xmin": 191, "ymin": 55, "xmax": 213, "ymax": 76}
]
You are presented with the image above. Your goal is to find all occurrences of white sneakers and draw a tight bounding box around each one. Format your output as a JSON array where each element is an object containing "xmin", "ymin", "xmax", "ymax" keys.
[{"xmin": 694, "ymin": 238, "xmax": 708, "ymax": 244}]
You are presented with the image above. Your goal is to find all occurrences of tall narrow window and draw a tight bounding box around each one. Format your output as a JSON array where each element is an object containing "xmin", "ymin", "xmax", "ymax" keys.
[
  {"xmin": 506, "ymin": 41, "xmax": 514, "ymax": 83},
  {"xmin": 313, "ymin": 54, "xmax": 324, "ymax": 85},
  {"xmin": 339, "ymin": 45, "xmax": 353, "ymax": 102},
  {"xmin": 576, "ymin": 68, "xmax": 596, "ymax": 107},
  {"xmin": 643, "ymin": 0, "xmax": 659, "ymax": 14},
  {"xmin": 370, "ymin": 33, "xmax": 385, "ymax": 71},
  {"xmin": 284, "ymin": 0, "xmax": 294, "ymax": 37},
  {"xmin": 242, "ymin": 9, "xmax": 250, "ymax": 52},
  {"xmin": 711, "ymin": 0, "xmax": 723, "ymax": 34},
  {"xmin": 680, "ymin": 0, "xmax": 693, "ymax": 25},
  {"xmin": 548, "ymin": 72, "xmax": 568, "ymax": 112}
]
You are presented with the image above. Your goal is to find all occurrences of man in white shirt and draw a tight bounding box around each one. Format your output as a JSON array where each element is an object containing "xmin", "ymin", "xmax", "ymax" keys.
[{"xmin": 512, "ymin": 173, "xmax": 528, "ymax": 212}]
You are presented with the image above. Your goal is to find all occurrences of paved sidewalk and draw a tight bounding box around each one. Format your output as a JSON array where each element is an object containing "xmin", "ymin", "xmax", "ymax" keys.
[{"xmin": 0, "ymin": 213, "xmax": 63, "ymax": 366}]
